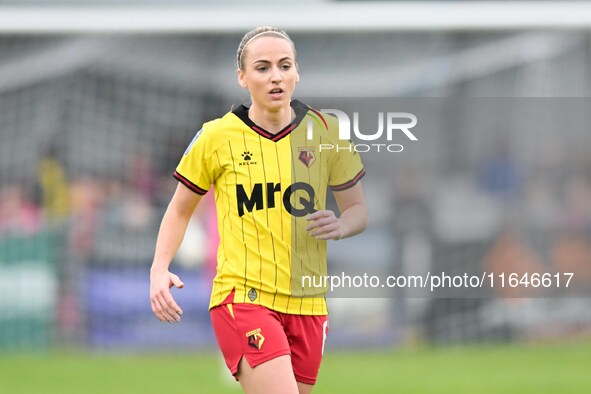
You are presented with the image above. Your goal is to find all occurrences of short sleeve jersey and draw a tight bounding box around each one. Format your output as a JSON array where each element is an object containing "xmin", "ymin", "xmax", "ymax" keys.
[{"xmin": 175, "ymin": 100, "xmax": 365, "ymax": 315}]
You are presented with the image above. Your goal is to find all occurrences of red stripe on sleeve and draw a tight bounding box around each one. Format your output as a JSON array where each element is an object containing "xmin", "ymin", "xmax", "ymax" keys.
[
  {"xmin": 173, "ymin": 171, "xmax": 208, "ymax": 195},
  {"xmin": 329, "ymin": 168, "xmax": 366, "ymax": 191}
]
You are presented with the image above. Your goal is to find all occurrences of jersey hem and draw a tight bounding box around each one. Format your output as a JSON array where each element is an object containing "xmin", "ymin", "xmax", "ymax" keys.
[{"xmin": 209, "ymin": 287, "xmax": 328, "ymax": 316}]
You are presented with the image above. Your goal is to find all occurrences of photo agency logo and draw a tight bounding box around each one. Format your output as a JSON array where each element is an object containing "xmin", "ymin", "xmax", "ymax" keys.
[{"xmin": 307, "ymin": 109, "xmax": 418, "ymax": 152}]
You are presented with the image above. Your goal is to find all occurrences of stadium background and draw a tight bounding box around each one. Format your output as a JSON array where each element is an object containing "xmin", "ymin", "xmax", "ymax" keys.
[{"xmin": 1, "ymin": 1, "xmax": 591, "ymax": 393}]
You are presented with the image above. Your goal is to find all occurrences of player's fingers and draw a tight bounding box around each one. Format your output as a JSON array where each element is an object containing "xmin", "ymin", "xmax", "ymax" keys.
[
  {"xmin": 307, "ymin": 217, "xmax": 327, "ymax": 228},
  {"xmin": 150, "ymin": 298, "xmax": 167, "ymax": 322},
  {"xmin": 170, "ymin": 274, "xmax": 185, "ymax": 289},
  {"xmin": 306, "ymin": 221, "xmax": 319, "ymax": 231},
  {"xmin": 150, "ymin": 298, "xmax": 159, "ymax": 320},
  {"xmin": 153, "ymin": 295, "xmax": 172, "ymax": 322},
  {"xmin": 315, "ymin": 229, "xmax": 341, "ymax": 240},
  {"xmin": 306, "ymin": 210, "xmax": 331, "ymax": 221},
  {"xmin": 149, "ymin": 292, "xmax": 162, "ymax": 318},
  {"xmin": 313, "ymin": 221, "xmax": 342, "ymax": 239},
  {"xmin": 306, "ymin": 211, "xmax": 322, "ymax": 221},
  {"xmin": 306, "ymin": 216, "xmax": 336, "ymax": 231},
  {"xmin": 311, "ymin": 222, "xmax": 338, "ymax": 236},
  {"xmin": 156, "ymin": 292, "xmax": 179, "ymax": 323},
  {"xmin": 163, "ymin": 292, "xmax": 183, "ymax": 316}
]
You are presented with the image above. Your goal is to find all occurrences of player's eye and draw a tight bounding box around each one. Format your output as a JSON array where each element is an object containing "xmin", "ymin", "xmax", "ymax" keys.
[
  {"xmin": 256, "ymin": 66, "xmax": 268, "ymax": 72},
  {"xmin": 281, "ymin": 64, "xmax": 292, "ymax": 70}
]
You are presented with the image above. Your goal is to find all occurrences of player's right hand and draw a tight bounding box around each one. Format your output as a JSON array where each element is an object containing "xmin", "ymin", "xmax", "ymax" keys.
[{"xmin": 149, "ymin": 269, "xmax": 184, "ymax": 323}]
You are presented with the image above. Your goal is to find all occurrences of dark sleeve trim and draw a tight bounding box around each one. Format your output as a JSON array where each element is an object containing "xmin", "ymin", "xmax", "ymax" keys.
[
  {"xmin": 329, "ymin": 168, "xmax": 366, "ymax": 191},
  {"xmin": 173, "ymin": 171, "xmax": 208, "ymax": 195}
]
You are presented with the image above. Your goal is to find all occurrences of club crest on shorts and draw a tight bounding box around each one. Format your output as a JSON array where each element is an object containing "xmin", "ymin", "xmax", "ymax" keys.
[
  {"xmin": 298, "ymin": 147, "xmax": 316, "ymax": 168},
  {"xmin": 248, "ymin": 288, "xmax": 257, "ymax": 301},
  {"xmin": 246, "ymin": 328, "xmax": 265, "ymax": 350}
]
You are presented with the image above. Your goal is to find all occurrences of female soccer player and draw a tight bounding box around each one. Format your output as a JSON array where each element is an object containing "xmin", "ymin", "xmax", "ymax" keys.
[{"xmin": 150, "ymin": 26, "xmax": 368, "ymax": 394}]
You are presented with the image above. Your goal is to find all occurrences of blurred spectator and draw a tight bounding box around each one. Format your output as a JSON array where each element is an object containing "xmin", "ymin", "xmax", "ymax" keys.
[
  {"xmin": 483, "ymin": 231, "xmax": 545, "ymax": 297},
  {"xmin": 68, "ymin": 177, "xmax": 104, "ymax": 255},
  {"xmin": 0, "ymin": 183, "xmax": 42, "ymax": 235},
  {"xmin": 38, "ymin": 156, "xmax": 70, "ymax": 222},
  {"xmin": 90, "ymin": 177, "xmax": 157, "ymax": 266},
  {"xmin": 128, "ymin": 152, "xmax": 159, "ymax": 203},
  {"xmin": 477, "ymin": 139, "xmax": 522, "ymax": 202}
]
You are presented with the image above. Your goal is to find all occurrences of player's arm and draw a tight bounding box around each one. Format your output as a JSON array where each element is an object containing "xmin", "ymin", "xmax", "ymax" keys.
[
  {"xmin": 306, "ymin": 182, "xmax": 368, "ymax": 241},
  {"xmin": 150, "ymin": 183, "xmax": 202, "ymax": 323}
]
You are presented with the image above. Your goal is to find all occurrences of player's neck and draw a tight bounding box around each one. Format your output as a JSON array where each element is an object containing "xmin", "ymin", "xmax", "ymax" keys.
[{"xmin": 248, "ymin": 104, "xmax": 294, "ymax": 134}]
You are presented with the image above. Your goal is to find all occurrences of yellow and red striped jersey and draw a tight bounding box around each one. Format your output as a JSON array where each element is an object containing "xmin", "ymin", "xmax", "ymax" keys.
[{"xmin": 175, "ymin": 100, "xmax": 364, "ymax": 315}]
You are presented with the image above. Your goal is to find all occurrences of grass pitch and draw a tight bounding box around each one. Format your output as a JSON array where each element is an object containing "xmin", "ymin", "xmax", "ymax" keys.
[{"xmin": 0, "ymin": 342, "xmax": 589, "ymax": 393}]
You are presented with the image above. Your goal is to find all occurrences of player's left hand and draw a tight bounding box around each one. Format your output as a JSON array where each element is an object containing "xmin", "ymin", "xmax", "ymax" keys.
[{"xmin": 306, "ymin": 210, "xmax": 344, "ymax": 240}]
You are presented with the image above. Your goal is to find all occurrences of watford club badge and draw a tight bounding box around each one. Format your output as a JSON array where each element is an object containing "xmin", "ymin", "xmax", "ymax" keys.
[
  {"xmin": 298, "ymin": 147, "xmax": 316, "ymax": 168},
  {"xmin": 246, "ymin": 328, "xmax": 265, "ymax": 350}
]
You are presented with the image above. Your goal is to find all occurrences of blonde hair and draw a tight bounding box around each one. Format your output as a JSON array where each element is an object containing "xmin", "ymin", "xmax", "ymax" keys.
[{"xmin": 236, "ymin": 26, "xmax": 296, "ymax": 70}]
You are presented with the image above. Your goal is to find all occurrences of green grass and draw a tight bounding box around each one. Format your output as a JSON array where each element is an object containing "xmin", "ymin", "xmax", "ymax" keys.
[{"xmin": 1, "ymin": 342, "xmax": 590, "ymax": 393}]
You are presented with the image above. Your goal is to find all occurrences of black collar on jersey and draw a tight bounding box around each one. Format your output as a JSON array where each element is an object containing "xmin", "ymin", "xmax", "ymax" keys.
[{"xmin": 232, "ymin": 99, "xmax": 308, "ymax": 142}]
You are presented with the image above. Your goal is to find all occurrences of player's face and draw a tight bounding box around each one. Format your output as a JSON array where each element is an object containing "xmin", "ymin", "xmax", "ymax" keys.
[{"xmin": 238, "ymin": 36, "xmax": 299, "ymax": 112}]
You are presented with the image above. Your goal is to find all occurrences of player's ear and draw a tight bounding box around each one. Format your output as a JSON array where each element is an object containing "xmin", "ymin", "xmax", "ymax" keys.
[
  {"xmin": 295, "ymin": 63, "xmax": 300, "ymax": 83},
  {"xmin": 237, "ymin": 69, "xmax": 247, "ymax": 89}
]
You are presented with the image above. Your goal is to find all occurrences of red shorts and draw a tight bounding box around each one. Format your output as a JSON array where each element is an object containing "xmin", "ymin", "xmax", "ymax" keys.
[{"xmin": 209, "ymin": 294, "xmax": 329, "ymax": 385}]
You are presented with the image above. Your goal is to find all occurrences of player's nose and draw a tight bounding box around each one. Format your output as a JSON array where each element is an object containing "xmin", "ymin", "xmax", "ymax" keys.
[{"xmin": 270, "ymin": 65, "xmax": 282, "ymax": 82}]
